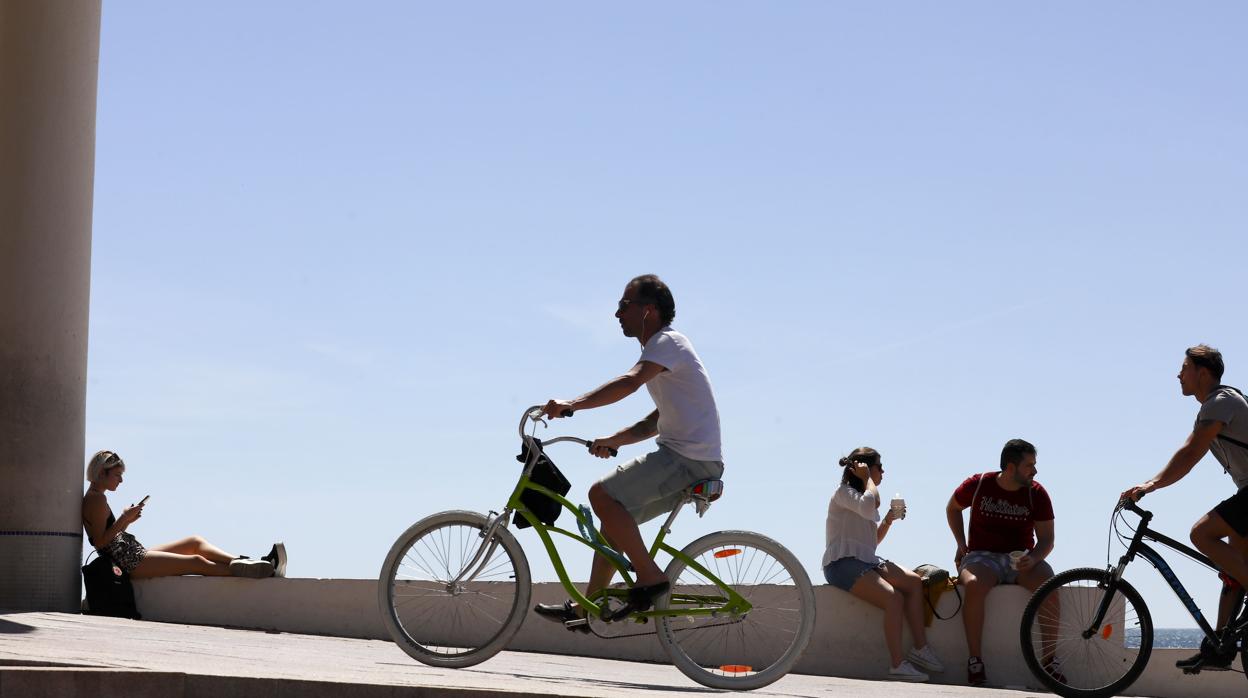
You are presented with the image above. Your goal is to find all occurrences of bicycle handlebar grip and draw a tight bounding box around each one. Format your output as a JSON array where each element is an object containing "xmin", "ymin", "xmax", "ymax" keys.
[{"xmin": 587, "ymin": 441, "xmax": 619, "ymax": 457}]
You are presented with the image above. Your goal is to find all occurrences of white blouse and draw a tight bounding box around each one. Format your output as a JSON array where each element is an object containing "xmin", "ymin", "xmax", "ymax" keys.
[{"xmin": 821, "ymin": 484, "xmax": 882, "ymax": 568}]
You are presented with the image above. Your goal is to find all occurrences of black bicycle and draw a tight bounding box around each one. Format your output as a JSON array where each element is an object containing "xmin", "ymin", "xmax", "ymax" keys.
[{"xmin": 1018, "ymin": 497, "xmax": 1248, "ymax": 697}]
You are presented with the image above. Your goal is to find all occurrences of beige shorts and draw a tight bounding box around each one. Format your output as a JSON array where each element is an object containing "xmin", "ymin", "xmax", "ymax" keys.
[{"xmin": 598, "ymin": 445, "xmax": 724, "ymax": 524}]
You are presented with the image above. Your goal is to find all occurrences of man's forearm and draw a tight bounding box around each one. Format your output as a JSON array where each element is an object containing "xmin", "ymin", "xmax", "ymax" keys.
[
  {"xmin": 570, "ymin": 374, "xmax": 642, "ymax": 412},
  {"xmin": 946, "ymin": 507, "xmax": 966, "ymax": 548},
  {"xmin": 1031, "ymin": 538, "xmax": 1055, "ymax": 561},
  {"xmin": 609, "ymin": 412, "xmax": 659, "ymax": 446},
  {"xmin": 1148, "ymin": 445, "xmax": 1204, "ymax": 491}
]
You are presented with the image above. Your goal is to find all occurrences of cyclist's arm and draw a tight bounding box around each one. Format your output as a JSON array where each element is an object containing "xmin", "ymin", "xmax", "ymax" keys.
[
  {"xmin": 1030, "ymin": 519, "xmax": 1055, "ymax": 562},
  {"xmin": 603, "ymin": 410, "xmax": 660, "ymax": 446},
  {"xmin": 547, "ymin": 361, "xmax": 666, "ymax": 417},
  {"xmin": 1132, "ymin": 420, "xmax": 1224, "ymax": 497}
]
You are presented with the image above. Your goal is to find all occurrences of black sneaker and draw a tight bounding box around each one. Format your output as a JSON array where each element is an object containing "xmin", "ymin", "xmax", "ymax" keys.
[
  {"xmin": 533, "ymin": 600, "xmax": 589, "ymax": 632},
  {"xmin": 263, "ymin": 542, "xmax": 287, "ymax": 578},
  {"xmin": 601, "ymin": 580, "xmax": 670, "ymax": 622},
  {"xmin": 1176, "ymin": 637, "xmax": 1235, "ymax": 673}
]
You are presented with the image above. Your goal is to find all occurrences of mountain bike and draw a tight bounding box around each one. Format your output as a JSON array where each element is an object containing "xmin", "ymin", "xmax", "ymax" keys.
[
  {"xmin": 377, "ymin": 405, "xmax": 816, "ymax": 690},
  {"xmin": 1019, "ymin": 496, "xmax": 1248, "ymax": 697}
]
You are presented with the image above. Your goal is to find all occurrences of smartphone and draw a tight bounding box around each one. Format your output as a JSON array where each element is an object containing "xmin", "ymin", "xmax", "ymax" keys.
[{"xmin": 137, "ymin": 495, "xmax": 150, "ymax": 506}]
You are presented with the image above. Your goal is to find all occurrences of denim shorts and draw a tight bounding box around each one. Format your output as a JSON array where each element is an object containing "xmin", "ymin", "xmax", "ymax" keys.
[
  {"xmin": 959, "ymin": 550, "xmax": 1019, "ymax": 585},
  {"xmin": 823, "ymin": 556, "xmax": 886, "ymax": 592},
  {"xmin": 598, "ymin": 445, "xmax": 724, "ymax": 525}
]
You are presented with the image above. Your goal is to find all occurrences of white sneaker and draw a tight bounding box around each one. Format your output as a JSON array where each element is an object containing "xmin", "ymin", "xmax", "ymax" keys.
[
  {"xmin": 229, "ymin": 558, "xmax": 274, "ymax": 578},
  {"xmin": 907, "ymin": 645, "xmax": 945, "ymax": 673},
  {"xmin": 888, "ymin": 660, "xmax": 930, "ymax": 682}
]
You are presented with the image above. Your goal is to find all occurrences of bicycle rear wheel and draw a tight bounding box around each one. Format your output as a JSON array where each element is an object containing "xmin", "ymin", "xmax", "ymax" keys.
[
  {"xmin": 378, "ymin": 510, "xmax": 531, "ymax": 668},
  {"xmin": 657, "ymin": 530, "xmax": 815, "ymax": 690},
  {"xmin": 1020, "ymin": 567, "xmax": 1152, "ymax": 698}
]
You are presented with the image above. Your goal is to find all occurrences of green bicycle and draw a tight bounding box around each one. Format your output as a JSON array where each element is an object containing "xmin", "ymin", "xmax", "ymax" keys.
[{"xmin": 378, "ymin": 406, "xmax": 816, "ymax": 690}]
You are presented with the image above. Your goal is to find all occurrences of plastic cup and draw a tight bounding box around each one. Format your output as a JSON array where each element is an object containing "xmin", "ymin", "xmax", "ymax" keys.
[
  {"xmin": 1009, "ymin": 550, "xmax": 1026, "ymax": 569},
  {"xmin": 890, "ymin": 496, "xmax": 905, "ymax": 520}
]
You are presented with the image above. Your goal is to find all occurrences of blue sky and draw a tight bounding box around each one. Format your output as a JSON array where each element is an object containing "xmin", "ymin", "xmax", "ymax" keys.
[{"xmin": 88, "ymin": 3, "xmax": 1245, "ymax": 627}]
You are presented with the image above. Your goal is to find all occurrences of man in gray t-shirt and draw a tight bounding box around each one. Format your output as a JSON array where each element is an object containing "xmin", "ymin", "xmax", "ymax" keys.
[
  {"xmin": 1124, "ymin": 344, "xmax": 1248, "ymax": 668},
  {"xmin": 533, "ymin": 274, "xmax": 724, "ymax": 629}
]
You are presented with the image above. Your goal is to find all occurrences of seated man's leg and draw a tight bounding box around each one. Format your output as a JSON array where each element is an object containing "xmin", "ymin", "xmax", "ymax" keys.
[
  {"xmin": 958, "ymin": 561, "xmax": 1000, "ymax": 661},
  {"xmin": 1018, "ymin": 559, "xmax": 1058, "ymax": 664}
]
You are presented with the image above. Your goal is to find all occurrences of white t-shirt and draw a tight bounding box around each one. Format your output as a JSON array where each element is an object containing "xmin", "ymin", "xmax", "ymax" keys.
[
  {"xmin": 822, "ymin": 484, "xmax": 882, "ymax": 567},
  {"xmin": 638, "ymin": 326, "xmax": 723, "ymax": 462}
]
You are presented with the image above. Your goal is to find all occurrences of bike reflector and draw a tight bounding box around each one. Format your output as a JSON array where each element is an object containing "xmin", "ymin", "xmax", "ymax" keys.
[
  {"xmin": 1101, "ymin": 624, "xmax": 1113, "ymax": 640},
  {"xmin": 713, "ymin": 549, "xmax": 742, "ymax": 558},
  {"xmin": 720, "ymin": 665, "xmax": 752, "ymax": 674}
]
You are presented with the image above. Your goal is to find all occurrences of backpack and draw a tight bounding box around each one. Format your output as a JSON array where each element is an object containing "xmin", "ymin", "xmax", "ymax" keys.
[{"xmin": 82, "ymin": 550, "xmax": 140, "ymax": 619}]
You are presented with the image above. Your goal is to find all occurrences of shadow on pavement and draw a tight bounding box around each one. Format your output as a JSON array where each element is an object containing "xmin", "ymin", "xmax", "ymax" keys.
[{"xmin": 0, "ymin": 618, "xmax": 36, "ymax": 634}]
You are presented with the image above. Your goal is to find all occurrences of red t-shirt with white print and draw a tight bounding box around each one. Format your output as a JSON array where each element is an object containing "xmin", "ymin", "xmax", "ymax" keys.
[{"xmin": 954, "ymin": 472, "xmax": 1054, "ymax": 553}]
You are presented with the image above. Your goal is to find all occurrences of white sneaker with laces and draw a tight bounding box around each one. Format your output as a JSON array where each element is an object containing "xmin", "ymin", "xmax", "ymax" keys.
[
  {"xmin": 906, "ymin": 645, "xmax": 945, "ymax": 673},
  {"xmin": 888, "ymin": 660, "xmax": 930, "ymax": 682}
]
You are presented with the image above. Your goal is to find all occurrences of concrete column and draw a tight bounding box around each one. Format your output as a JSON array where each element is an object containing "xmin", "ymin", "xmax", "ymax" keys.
[{"xmin": 0, "ymin": 0, "xmax": 101, "ymax": 611}]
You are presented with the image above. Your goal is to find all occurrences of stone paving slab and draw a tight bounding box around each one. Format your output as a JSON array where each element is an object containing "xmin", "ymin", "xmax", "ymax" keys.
[{"xmin": 0, "ymin": 612, "xmax": 1047, "ymax": 697}]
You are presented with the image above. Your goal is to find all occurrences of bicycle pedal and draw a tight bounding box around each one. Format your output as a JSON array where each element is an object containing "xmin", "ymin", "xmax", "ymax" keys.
[{"xmin": 563, "ymin": 618, "xmax": 589, "ymax": 631}]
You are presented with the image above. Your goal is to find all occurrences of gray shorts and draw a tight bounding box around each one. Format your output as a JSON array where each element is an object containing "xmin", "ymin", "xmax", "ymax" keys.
[
  {"xmin": 598, "ymin": 445, "xmax": 724, "ymax": 524},
  {"xmin": 959, "ymin": 550, "xmax": 1019, "ymax": 585}
]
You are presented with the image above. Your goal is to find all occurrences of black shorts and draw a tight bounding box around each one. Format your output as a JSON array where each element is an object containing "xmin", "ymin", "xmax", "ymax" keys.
[{"xmin": 1213, "ymin": 486, "xmax": 1248, "ymax": 538}]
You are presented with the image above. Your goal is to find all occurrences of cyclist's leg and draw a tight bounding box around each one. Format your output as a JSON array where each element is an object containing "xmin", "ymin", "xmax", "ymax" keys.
[
  {"xmin": 585, "ymin": 531, "xmax": 621, "ymax": 600},
  {"xmin": 958, "ymin": 559, "xmax": 1002, "ymax": 660},
  {"xmin": 1191, "ymin": 511, "xmax": 1248, "ymax": 588},
  {"xmin": 1018, "ymin": 560, "xmax": 1059, "ymax": 663},
  {"xmin": 588, "ymin": 482, "xmax": 665, "ymax": 586}
]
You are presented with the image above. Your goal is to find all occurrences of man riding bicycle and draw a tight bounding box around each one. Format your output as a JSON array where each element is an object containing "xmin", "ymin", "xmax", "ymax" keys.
[
  {"xmin": 1124, "ymin": 344, "xmax": 1248, "ymax": 670},
  {"xmin": 534, "ymin": 274, "xmax": 724, "ymax": 627}
]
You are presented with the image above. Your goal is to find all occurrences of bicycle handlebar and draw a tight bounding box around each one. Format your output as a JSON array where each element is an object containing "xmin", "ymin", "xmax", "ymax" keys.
[{"xmin": 520, "ymin": 406, "xmax": 619, "ymax": 457}]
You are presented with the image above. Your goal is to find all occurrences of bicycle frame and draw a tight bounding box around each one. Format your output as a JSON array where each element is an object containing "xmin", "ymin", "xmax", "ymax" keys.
[
  {"xmin": 1102, "ymin": 501, "xmax": 1226, "ymax": 643},
  {"xmin": 468, "ymin": 406, "xmax": 752, "ymax": 621}
]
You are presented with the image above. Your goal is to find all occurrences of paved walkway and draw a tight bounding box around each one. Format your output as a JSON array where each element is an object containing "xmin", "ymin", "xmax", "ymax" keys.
[{"xmin": 0, "ymin": 612, "xmax": 1045, "ymax": 697}]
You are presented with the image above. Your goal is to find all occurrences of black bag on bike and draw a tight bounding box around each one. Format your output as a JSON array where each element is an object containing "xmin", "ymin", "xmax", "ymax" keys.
[
  {"xmin": 82, "ymin": 551, "xmax": 141, "ymax": 619},
  {"xmin": 513, "ymin": 439, "xmax": 571, "ymax": 529}
]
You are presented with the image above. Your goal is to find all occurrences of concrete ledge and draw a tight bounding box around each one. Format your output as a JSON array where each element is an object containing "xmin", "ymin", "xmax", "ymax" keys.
[{"xmin": 133, "ymin": 577, "xmax": 1246, "ymax": 696}]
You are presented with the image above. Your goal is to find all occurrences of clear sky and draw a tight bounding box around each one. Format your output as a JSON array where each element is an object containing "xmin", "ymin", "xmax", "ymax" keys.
[{"xmin": 88, "ymin": 2, "xmax": 1246, "ymax": 627}]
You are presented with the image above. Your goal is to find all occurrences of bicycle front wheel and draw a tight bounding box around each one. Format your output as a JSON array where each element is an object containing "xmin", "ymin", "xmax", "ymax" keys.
[
  {"xmin": 1020, "ymin": 567, "xmax": 1153, "ymax": 698},
  {"xmin": 378, "ymin": 510, "xmax": 531, "ymax": 668},
  {"xmin": 657, "ymin": 530, "xmax": 815, "ymax": 691}
]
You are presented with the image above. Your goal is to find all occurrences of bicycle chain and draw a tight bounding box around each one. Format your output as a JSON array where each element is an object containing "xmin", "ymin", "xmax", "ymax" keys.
[{"xmin": 588, "ymin": 617, "xmax": 743, "ymax": 640}]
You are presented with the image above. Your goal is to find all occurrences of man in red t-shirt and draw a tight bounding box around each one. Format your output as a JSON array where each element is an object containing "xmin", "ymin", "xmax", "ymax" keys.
[{"xmin": 946, "ymin": 438, "xmax": 1057, "ymax": 687}]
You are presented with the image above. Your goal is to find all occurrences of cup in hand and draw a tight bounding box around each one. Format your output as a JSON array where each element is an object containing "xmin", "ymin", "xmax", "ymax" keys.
[
  {"xmin": 890, "ymin": 496, "xmax": 906, "ymax": 520},
  {"xmin": 1009, "ymin": 550, "xmax": 1026, "ymax": 570}
]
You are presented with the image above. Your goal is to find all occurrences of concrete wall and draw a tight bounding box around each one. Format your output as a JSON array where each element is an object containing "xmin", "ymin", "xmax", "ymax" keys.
[
  {"xmin": 133, "ymin": 577, "xmax": 1244, "ymax": 696},
  {"xmin": 0, "ymin": 0, "xmax": 101, "ymax": 612}
]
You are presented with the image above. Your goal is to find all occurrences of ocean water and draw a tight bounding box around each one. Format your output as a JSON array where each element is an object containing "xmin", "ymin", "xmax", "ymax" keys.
[{"xmin": 1125, "ymin": 627, "xmax": 1206, "ymax": 649}]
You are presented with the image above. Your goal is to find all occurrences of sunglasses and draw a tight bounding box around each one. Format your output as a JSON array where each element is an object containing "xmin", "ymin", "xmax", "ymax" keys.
[{"xmin": 617, "ymin": 299, "xmax": 655, "ymax": 313}]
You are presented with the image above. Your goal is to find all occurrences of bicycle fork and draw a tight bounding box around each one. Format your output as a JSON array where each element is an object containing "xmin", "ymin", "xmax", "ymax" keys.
[{"xmin": 445, "ymin": 511, "xmax": 511, "ymax": 594}]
